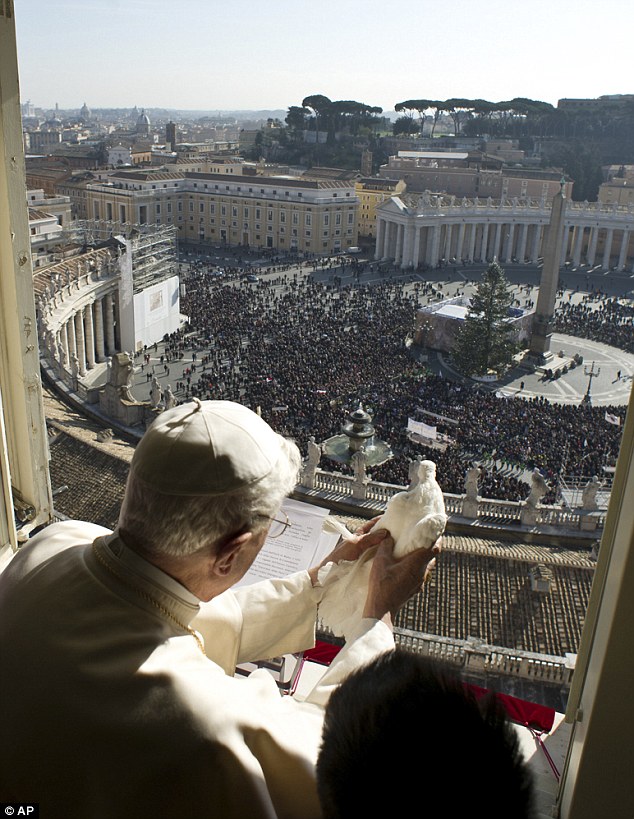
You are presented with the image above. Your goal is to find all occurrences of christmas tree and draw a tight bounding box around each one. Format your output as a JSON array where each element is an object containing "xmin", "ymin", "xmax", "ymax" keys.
[{"xmin": 451, "ymin": 261, "xmax": 518, "ymax": 377}]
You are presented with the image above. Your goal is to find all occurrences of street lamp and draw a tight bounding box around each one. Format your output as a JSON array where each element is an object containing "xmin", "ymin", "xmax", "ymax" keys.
[{"xmin": 582, "ymin": 361, "xmax": 601, "ymax": 406}]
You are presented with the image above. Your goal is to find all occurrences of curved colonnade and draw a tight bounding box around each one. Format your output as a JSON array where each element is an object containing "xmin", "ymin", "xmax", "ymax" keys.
[
  {"xmin": 375, "ymin": 195, "xmax": 634, "ymax": 272},
  {"xmin": 34, "ymin": 247, "xmax": 122, "ymax": 388}
]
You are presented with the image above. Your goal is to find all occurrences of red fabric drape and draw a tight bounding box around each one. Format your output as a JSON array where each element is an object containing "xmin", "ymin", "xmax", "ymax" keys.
[{"xmin": 304, "ymin": 641, "xmax": 556, "ymax": 732}]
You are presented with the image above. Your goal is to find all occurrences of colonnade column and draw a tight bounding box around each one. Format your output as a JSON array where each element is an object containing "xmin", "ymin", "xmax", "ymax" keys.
[
  {"xmin": 84, "ymin": 303, "xmax": 95, "ymax": 369},
  {"xmin": 456, "ymin": 223, "xmax": 466, "ymax": 262},
  {"xmin": 60, "ymin": 322, "xmax": 69, "ymax": 368},
  {"xmin": 530, "ymin": 225, "xmax": 543, "ymax": 264},
  {"xmin": 602, "ymin": 228, "xmax": 614, "ymax": 271},
  {"xmin": 105, "ymin": 292, "xmax": 116, "ymax": 355},
  {"xmin": 587, "ymin": 227, "xmax": 599, "ymax": 267},
  {"xmin": 55, "ymin": 330, "xmax": 63, "ymax": 368},
  {"xmin": 427, "ymin": 224, "xmax": 440, "ymax": 267},
  {"xmin": 388, "ymin": 222, "xmax": 398, "ymax": 259},
  {"xmin": 375, "ymin": 219, "xmax": 385, "ymax": 260},
  {"xmin": 94, "ymin": 297, "xmax": 105, "ymax": 362},
  {"xmin": 444, "ymin": 224, "xmax": 453, "ymax": 260},
  {"xmin": 394, "ymin": 223, "xmax": 404, "ymax": 265},
  {"xmin": 401, "ymin": 224, "xmax": 414, "ymax": 268},
  {"xmin": 503, "ymin": 224, "xmax": 516, "ymax": 261},
  {"xmin": 479, "ymin": 224, "xmax": 490, "ymax": 261},
  {"xmin": 572, "ymin": 225, "xmax": 585, "ymax": 267},
  {"xmin": 382, "ymin": 218, "xmax": 390, "ymax": 259},
  {"xmin": 382, "ymin": 222, "xmax": 392, "ymax": 259},
  {"xmin": 67, "ymin": 315, "xmax": 77, "ymax": 364},
  {"xmin": 74, "ymin": 310, "xmax": 86, "ymax": 376},
  {"xmin": 492, "ymin": 223, "xmax": 503, "ymax": 261},
  {"xmin": 467, "ymin": 224, "xmax": 477, "ymax": 262},
  {"xmin": 412, "ymin": 226, "xmax": 421, "ymax": 269},
  {"xmin": 617, "ymin": 231, "xmax": 630, "ymax": 271},
  {"xmin": 518, "ymin": 223, "xmax": 529, "ymax": 262}
]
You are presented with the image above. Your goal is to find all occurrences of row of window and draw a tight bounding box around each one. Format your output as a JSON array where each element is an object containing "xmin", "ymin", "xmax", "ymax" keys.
[
  {"xmin": 85, "ymin": 193, "xmax": 356, "ymax": 230},
  {"xmin": 179, "ymin": 202, "xmax": 354, "ymax": 226},
  {"xmin": 185, "ymin": 222, "xmax": 347, "ymax": 250},
  {"xmin": 180, "ymin": 212, "xmax": 354, "ymax": 234}
]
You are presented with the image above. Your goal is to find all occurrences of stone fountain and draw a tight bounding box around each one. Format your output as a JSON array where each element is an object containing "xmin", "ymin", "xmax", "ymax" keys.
[{"xmin": 322, "ymin": 403, "xmax": 392, "ymax": 467}]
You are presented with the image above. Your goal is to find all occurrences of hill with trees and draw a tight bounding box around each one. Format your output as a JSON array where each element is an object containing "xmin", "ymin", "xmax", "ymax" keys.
[{"xmin": 244, "ymin": 92, "xmax": 634, "ymax": 198}]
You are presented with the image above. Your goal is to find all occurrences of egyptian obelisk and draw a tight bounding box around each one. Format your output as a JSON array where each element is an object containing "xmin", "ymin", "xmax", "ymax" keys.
[{"xmin": 528, "ymin": 179, "xmax": 567, "ymax": 363}]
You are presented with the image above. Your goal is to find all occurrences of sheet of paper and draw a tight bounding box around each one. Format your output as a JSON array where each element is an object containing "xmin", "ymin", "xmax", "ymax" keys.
[
  {"xmin": 235, "ymin": 498, "xmax": 340, "ymax": 587},
  {"xmin": 291, "ymin": 660, "xmax": 329, "ymax": 702}
]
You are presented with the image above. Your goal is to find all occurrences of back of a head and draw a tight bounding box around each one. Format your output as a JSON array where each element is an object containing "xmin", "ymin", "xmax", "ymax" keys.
[{"xmin": 317, "ymin": 650, "xmax": 534, "ymax": 819}]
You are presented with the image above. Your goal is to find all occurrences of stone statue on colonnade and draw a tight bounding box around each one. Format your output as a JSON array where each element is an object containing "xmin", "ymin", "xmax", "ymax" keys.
[
  {"xmin": 99, "ymin": 351, "xmax": 151, "ymax": 426},
  {"xmin": 462, "ymin": 464, "xmax": 481, "ymax": 519},
  {"xmin": 581, "ymin": 476, "xmax": 602, "ymax": 511},
  {"xmin": 301, "ymin": 435, "xmax": 322, "ymax": 489},
  {"xmin": 163, "ymin": 385, "xmax": 177, "ymax": 410}
]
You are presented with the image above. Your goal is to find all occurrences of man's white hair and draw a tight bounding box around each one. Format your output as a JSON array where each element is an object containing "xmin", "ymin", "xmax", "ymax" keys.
[{"xmin": 118, "ymin": 437, "xmax": 301, "ymax": 558}]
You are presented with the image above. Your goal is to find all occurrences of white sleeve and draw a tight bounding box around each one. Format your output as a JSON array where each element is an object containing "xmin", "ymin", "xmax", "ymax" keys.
[
  {"xmin": 231, "ymin": 571, "xmax": 320, "ymax": 663},
  {"xmin": 194, "ymin": 571, "xmax": 320, "ymax": 671},
  {"xmin": 303, "ymin": 618, "xmax": 395, "ymax": 707}
]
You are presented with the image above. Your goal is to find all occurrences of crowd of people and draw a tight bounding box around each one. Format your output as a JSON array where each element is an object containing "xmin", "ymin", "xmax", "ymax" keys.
[
  {"xmin": 555, "ymin": 295, "xmax": 634, "ymax": 353},
  {"xmin": 169, "ymin": 266, "xmax": 626, "ymax": 504}
]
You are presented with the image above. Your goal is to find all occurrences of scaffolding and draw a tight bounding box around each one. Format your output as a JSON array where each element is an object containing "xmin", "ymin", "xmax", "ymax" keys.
[{"xmin": 62, "ymin": 220, "xmax": 179, "ymax": 294}]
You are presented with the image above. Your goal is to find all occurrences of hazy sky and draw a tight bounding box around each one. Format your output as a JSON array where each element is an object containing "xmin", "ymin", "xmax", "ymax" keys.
[{"xmin": 15, "ymin": 0, "xmax": 634, "ymax": 112}]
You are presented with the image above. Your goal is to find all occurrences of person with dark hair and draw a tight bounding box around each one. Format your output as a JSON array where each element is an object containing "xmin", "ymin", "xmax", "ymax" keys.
[{"xmin": 317, "ymin": 650, "xmax": 535, "ymax": 819}]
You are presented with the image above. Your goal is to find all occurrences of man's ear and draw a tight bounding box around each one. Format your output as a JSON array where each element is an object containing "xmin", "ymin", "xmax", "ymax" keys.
[{"xmin": 213, "ymin": 531, "xmax": 253, "ymax": 576}]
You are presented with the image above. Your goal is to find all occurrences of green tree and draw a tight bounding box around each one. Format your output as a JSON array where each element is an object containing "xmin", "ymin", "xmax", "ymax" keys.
[
  {"xmin": 451, "ymin": 262, "xmax": 518, "ymax": 377},
  {"xmin": 393, "ymin": 115, "xmax": 419, "ymax": 136},
  {"xmin": 285, "ymin": 106, "xmax": 308, "ymax": 131},
  {"xmin": 444, "ymin": 98, "xmax": 476, "ymax": 135},
  {"xmin": 302, "ymin": 94, "xmax": 334, "ymax": 142},
  {"xmin": 543, "ymin": 141, "xmax": 603, "ymax": 201},
  {"xmin": 394, "ymin": 99, "xmax": 446, "ymax": 137}
]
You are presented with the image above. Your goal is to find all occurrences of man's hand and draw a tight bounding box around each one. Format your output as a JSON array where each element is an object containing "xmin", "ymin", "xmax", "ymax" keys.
[
  {"xmin": 362, "ymin": 536, "xmax": 442, "ymax": 624},
  {"xmin": 308, "ymin": 517, "xmax": 386, "ymax": 586}
]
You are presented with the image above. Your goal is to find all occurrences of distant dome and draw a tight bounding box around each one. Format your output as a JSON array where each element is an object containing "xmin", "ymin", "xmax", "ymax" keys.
[
  {"xmin": 136, "ymin": 111, "xmax": 150, "ymax": 134},
  {"xmin": 80, "ymin": 102, "xmax": 91, "ymax": 119},
  {"xmin": 46, "ymin": 117, "xmax": 62, "ymax": 128}
]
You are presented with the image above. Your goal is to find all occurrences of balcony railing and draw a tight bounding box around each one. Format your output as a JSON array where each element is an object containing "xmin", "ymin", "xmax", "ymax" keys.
[{"xmin": 298, "ymin": 466, "xmax": 603, "ymax": 534}]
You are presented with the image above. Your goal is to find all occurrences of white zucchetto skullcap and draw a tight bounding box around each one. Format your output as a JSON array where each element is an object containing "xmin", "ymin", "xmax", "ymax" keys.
[{"xmin": 130, "ymin": 399, "xmax": 286, "ymax": 496}]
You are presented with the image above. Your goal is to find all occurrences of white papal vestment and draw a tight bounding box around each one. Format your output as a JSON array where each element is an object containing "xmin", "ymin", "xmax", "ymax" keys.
[{"xmin": 0, "ymin": 521, "xmax": 393, "ymax": 818}]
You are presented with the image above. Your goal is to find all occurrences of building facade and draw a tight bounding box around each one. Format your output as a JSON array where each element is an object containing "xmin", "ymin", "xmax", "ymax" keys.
[
  {"xmin": 34, "ymin": 222, "xmax": 179, "ymax": 386},
  {"xmin": 379, "ymin": 151, "xmax": 572, "ymax": 202},
  {"xmin": 354, "ymin": 177, "xmax": 406, "ymax": 238},
  {"xmin": 56, "ymin": 169, "xmax": 359, "ymax": 254},
  {"xmin": 375, "ymin": 192, "xmax": 634, "ymax": 272},
  {"xmin": 599, "ymin": 167, "xmax": 634, "ymax": 208}
]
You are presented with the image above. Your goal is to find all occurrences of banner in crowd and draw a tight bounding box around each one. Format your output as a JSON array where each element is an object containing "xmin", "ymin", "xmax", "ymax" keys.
[
  {"xmin": 407, "ymin": 418, "xmax": 437, "ymax": 440},
  {"xmin": 418, "ymin": 408, "xmax": 459, "ymax": 426},
  {"xmin": 605, "ymin": 412, "xmax": 621, "ymax": 427}
]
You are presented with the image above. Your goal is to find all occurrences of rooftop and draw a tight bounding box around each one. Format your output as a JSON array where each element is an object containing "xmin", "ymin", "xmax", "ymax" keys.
[
  {"xmin": 396, "ymin": 531, "xmax": 594, "ymax": 658},
  {"xmin": 397, "ymin": 151, "xmax": 470, "ymax": 160}
]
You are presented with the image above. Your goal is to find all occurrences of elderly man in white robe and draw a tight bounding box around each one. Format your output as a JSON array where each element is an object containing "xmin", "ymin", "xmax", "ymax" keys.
[{"xmin": 0, "ymin": 399, "xmax": 439, "ymax": 818}]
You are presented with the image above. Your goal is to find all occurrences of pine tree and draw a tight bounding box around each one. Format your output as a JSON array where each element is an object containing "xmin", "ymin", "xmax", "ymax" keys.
[{"xmin": 451, "ymin": 261, "xmax": 518, "ymax": 377}]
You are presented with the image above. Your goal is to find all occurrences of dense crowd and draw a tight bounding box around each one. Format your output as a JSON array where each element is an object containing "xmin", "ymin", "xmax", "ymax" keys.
[
  {"xmin": 170, "ymin": 269, "xmax": 626, "ymax": 503},
  {"xmin": 555, "ymin": 295, "xmax": 634, "ymax": 353}
]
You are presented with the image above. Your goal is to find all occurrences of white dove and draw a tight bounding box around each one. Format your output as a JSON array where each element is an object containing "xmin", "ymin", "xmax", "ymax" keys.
[{"xmin": 318, "ymin": 460, "xmax": 447, "ymax": 639}]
